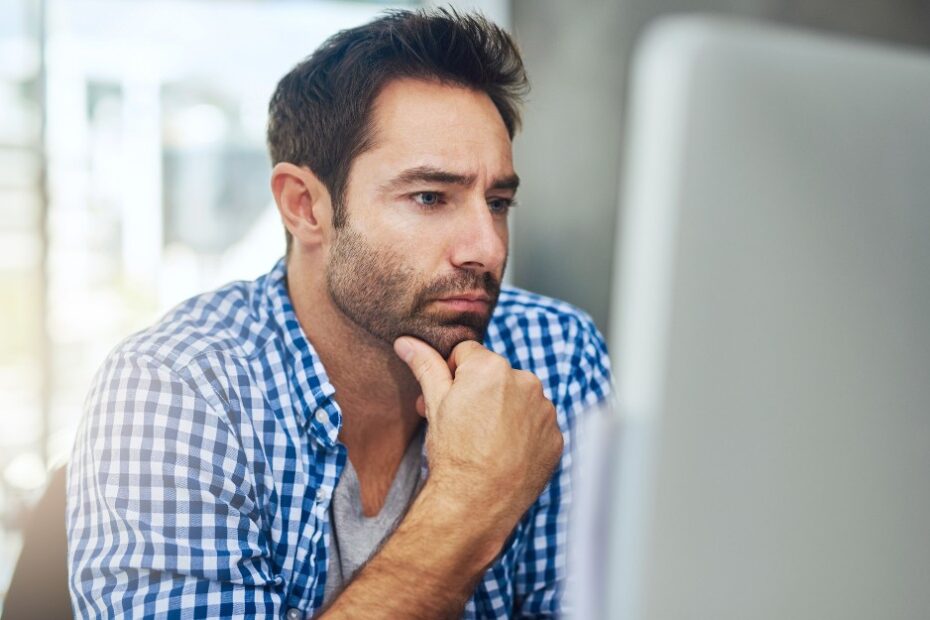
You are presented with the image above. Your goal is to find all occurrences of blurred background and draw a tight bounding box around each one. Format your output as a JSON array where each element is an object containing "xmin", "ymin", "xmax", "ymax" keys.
[{"xmin": 1, "ymin": 0, "xmax": 929, "ymax": 610}]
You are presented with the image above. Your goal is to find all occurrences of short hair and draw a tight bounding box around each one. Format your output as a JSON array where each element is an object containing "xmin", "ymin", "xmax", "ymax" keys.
[{"xmin": 266, "ymin": 8, "xmax": 529, "ymax": 251}]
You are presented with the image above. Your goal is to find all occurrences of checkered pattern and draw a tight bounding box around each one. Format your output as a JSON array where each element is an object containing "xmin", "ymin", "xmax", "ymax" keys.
[{"xmin": 67, "ymin": 258, "xmax": 612, "ymax": 619}]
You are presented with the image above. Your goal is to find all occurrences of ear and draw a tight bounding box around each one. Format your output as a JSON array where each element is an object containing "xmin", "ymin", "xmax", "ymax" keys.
[{"xmin": 271, "ymin": 163, "xmax": 334, "ymax": 249}]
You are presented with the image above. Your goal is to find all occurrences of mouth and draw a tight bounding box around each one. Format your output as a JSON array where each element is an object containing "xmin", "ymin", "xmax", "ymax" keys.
[{"xmin": 432, "ymin": 291, "xmax": 491, "ymax": 313}]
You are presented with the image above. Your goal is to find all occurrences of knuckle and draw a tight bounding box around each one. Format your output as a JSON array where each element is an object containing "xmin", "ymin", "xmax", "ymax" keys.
[
  {"xmin": 475, "ymin": 352, "xmax": 509, "ymax": 376},
  {"xmin": 454, "ymin": 340, "xmax": 485, "ymax": 359},
  {"xmin": 451, "ymin": 340, "xmax": 476, "ymax": 355},
  {"xmin": 546, "ymin": 400, "xmax": 559, "ymax": 428},
  {"xmin": 452, "ymin": 341, "xmax": 496, "ymax": 372},
  {"xmin": 487, "ymin": 352, "xmax": 510, "ymax": 370},
  {"xmin": 516, "ymin": 370, "xmax": 545, "ymax": 397},
  {"xmin": 546, "ymin": 402, "xmax": 559, "ymax": 428}
]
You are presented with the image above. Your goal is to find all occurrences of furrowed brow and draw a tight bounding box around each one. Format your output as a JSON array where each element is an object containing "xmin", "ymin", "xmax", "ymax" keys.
[
  {"xmin": 490, "ymin": 174, "xmax": 520, "ymax": 193},
  {"xmin": 382, "ymin": 166, "xmax": 476, "ymax": 192}
]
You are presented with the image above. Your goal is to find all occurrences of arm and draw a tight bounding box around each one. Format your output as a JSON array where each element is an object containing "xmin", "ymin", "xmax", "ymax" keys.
[
  {"xmin": 67, "ymin": 354, "xmax": 282, "ymax": 619},
  {"xmin": 316, "ymin": 338, "xmax": 565, "ymax": 619},
  {"xmin": 316, "ymin": 481, "xmax": 502, "ymax": 619}
]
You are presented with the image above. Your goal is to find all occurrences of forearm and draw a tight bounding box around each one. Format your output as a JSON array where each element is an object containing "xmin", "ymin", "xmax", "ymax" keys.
[
  {"xmin": 316, "ymin": 482, "xmax": 508, "ymax": 619},
  {"xmin": 321, "ymin": 336, "xmax": 565, "ymax": 618}
]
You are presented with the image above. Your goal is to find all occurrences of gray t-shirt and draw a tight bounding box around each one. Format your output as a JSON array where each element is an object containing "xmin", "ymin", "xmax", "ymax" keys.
[{"xmin": 322, "ymin": 424, "xmax": 425, "ymax": 606}]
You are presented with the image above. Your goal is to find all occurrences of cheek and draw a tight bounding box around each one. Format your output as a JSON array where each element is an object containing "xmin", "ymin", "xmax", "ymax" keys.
[
  {"xmin": 386, "ymin": 224, "xmax": 449, "ymax": 268},
  {"xmin": 497, "ymin": 220, "xmax": 510, "ymax": 247}
]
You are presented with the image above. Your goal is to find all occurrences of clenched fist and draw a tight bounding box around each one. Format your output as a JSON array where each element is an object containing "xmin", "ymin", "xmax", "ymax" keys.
[{"xmin": 393, "ymin": 336, "xmax": 564, "ymax": 548}]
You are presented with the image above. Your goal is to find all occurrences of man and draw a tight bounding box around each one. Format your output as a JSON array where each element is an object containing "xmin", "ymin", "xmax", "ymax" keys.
[{"xmin": 68, "ymin": 9, "xmax": 611, "ymax": 619}]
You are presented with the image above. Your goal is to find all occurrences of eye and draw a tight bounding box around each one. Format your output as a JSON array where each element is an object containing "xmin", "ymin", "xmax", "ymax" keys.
[
  {"xmin": 488, "ymin": 197, "xmax": 515, "ymax": 215},
  {"xmin": 412, "ymin": 191, "xmax": 444, "ymax": 208}
]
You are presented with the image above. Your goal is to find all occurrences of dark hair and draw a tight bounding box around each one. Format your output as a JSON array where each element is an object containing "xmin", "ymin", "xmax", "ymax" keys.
[{"xmin": 267, "ymin": 8, "xmax": 528, "ymax": 251}]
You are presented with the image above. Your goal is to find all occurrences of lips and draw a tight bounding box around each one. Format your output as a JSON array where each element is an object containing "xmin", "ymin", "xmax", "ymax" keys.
[
  {"xmin": 432, "ymin": 291, "xmax": 491, "ymax": 313},
  {"xmin": 436, "ymin": 291, "xmax": 491, "ymax": 303}
]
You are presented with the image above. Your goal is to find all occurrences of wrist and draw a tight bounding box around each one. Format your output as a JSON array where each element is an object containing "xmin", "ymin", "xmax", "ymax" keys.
[{"xmin": 414, "ymin": 478, "xmax": 512, "ymax": 571}]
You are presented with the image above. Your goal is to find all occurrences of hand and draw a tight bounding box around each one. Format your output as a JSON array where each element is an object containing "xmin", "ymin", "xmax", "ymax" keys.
[{"xmin": 393, "ymin": 337, "xmax": 564, "ymax": 548}]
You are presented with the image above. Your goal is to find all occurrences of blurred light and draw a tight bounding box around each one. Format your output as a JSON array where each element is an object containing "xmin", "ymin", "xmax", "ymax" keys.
[
  {"xmin": 3, "ymin": 452, "xmax": 48, "ymax": 492},
  {"xmin": 0, "ymin": 36, "xmax": 39, "ymax": 81},
  {"xmin": 164, "ymin": 103, "xmax": 229, "ymax": 148},
  {"xmin": 0, "ymin": 84, "xmax": 40, "ymax": 145}
]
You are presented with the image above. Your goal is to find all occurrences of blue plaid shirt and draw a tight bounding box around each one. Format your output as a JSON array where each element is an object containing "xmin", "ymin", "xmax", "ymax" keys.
[{"xmin": 67, "ymin": 258, "xmax": 611, "ymax": 619}]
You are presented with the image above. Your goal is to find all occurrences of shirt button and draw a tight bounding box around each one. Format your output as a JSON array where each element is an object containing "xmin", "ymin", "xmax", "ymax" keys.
[
  {"xmin": 286, "ymin": 608, "xmax": 302, "ymax": 620},
  {"xmin": 316, "ymin": 487, "xmax": 330, "ymax": 502},
  {"xmin": 315, "ymin": 410, "xmax": 328, "ymax": 424}
]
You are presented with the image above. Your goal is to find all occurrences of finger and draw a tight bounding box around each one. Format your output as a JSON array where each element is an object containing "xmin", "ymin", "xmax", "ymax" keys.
[
  {"xmin": 394, "ymin": 336, "xmax": 453, "ymax": 414},
  {"xmin": 415, "ymin": 394, "xmax": 426, "ymax": 417},
  {"xmin": 447, "ymin": 339, "xmax": 492, "ymax": 376}
]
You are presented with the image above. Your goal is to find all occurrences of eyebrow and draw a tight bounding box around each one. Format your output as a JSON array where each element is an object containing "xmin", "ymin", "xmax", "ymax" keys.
[{"xmin": 381, "ymin": 165, "xmax": 520, "ymax": 193}]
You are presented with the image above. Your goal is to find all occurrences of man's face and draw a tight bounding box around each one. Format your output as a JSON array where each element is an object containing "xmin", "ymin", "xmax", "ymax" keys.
[{"xmin": 325, "ymin": 78, "xmax": 517, "ymax": 359}]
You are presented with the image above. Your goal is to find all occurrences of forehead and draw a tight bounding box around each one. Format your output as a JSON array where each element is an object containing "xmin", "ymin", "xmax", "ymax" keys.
[{"xmin": 361, "ymin": 78, "xmax": 514, "ymax": 177}]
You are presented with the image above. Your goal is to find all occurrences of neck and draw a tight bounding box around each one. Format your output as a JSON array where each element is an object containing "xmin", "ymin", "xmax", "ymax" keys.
[{"xmin": 285, "ymin": 253, "xmax": 423, "ymax": 452}]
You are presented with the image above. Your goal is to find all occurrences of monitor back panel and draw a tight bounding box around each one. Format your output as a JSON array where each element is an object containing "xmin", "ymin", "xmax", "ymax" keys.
[{"xmin": 608, "ymin": 17, "xmax": 930, "ymax": 620}]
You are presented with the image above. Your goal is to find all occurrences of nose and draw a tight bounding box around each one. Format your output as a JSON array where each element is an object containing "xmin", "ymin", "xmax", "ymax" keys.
[{"xmin": 449, "ymin": 198, "xmax": 508, "ymax": 274}]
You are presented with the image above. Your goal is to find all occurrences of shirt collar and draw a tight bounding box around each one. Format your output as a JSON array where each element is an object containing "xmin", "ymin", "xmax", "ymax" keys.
[{"xmin": 262, "ymin": 257, "xmax": 342, "ymax": 447}]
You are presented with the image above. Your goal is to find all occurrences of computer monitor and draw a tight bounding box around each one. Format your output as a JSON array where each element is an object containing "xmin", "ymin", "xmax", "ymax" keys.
[{"xmin": 572, "ymin": 15, "xmax": 930, "ymax": 620}]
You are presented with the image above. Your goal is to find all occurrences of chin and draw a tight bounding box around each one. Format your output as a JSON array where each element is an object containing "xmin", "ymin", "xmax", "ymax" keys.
[
  {"xmin": 415, "ymin": 324, "xmax": 485, "ymax": 359},
  {"xmin": 395, "ymin": 307, "xmax": 492, "ymax": 359}
]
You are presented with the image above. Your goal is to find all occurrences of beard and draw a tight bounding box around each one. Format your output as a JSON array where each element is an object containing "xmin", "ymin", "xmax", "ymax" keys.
[{"xmin": 326, "ymin": 222, "xmax": 503, "ymax": 359}]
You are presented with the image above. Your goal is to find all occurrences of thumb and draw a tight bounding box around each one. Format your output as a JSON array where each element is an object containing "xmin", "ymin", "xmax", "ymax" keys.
[{"xmin": 393, "ymin": 336, "xmax": 452, "ymax": 416}]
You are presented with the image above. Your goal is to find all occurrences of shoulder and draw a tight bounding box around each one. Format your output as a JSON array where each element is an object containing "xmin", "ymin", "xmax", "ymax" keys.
[
  {"xmin": 81, "ymin": 274, "xmax": 280, "ymax": 429},
  {"xmin": 109, "ymin": 275, "xmax": 273, "ymax": 374},
  {"xmin": 489, "ymin": 285, "xmax": 608, "ymax": 361},
  {"xmin": 493, "ymin": 285, "xmax": 591, "ymax": 323},
  {"xmin": 487, "ymin": 286, "xmax": 612, "ymax": 416}
]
